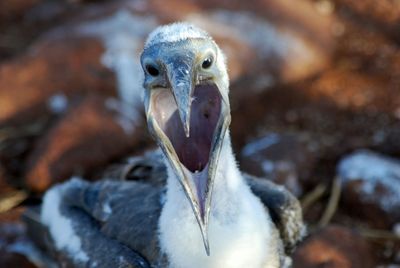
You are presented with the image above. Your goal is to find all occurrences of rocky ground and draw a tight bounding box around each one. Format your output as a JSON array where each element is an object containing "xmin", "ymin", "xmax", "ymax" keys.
[{"xmin": 0, "ymin": 0, "xmax": 399, "ymax": 267}]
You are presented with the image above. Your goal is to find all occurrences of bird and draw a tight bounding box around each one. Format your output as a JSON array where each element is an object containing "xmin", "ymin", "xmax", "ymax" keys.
[{"xmin": 24, "ymin": 22, "xmax": 305, "ymax": 268}]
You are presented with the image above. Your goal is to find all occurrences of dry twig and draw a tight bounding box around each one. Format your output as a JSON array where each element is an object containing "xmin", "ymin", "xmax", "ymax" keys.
[
  {"xmin": 357, "ymin": 228, "xmax": 400, "ymax": 241},
  {"xmin": 301, "ymin": 182, "xmax": 327, "ymax": 212},
  {"xmin": 0, "ymin": 190, "xmax": 28, "ymax": 213},
  {"xmin": 318, "ymin": 176, "xmax": 342, "ymax": 227}
]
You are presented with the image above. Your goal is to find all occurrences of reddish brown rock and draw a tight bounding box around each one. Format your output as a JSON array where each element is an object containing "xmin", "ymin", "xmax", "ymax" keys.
[
  {"xmin": 197, "ymin": 0, "xmax": 336, "ymax": 46},
  {"xmin": 0, "ymin": 36, "xmax": 115, "ymax": 127},
  {"xmin": 334, "ymin": 0, "xmax": 400, "ymax": 27},
  {"xmin": 306, "ymin": 19, "xmax": 400, "ymax": 115},
  {"xmin": 240, "ymin": 133, "xmax": 317, "ymax": 196},
  {"xmin": 293, "ymin": 225, "xmax": 376, "ymax": 268},
  {"xmin": 307, "ymin": 68, "xmax": 397, "ymax": 113},
  {"xmin": 24, "ymin": 96, "xmax": 147, "ymax": 192}
]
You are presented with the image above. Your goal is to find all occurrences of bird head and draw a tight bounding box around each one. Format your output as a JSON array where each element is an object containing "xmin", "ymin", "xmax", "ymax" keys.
[{"xmin": 141, "ymin": 23, "xmax": 231, "ymax": 255}]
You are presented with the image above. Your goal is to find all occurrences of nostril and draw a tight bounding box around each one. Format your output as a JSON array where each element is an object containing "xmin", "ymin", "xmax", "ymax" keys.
[{"xmin": 203, "ymin": 108, "xmax": 210, "ymax": 119}]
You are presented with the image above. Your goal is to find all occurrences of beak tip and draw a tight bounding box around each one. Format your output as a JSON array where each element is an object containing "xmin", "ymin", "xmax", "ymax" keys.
[
  {"xmin": 204, "ymin": 239, "xmax": 210, "ymax": 256},
  {"xmin": 200, "ymin": 224, "xmax": 211, "ymax": 256}
]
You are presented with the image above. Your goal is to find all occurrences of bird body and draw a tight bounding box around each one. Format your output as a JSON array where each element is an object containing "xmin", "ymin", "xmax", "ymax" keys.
[{"xmin": 24, "ymin": 22, "xmax": 305, "ymax": 268}]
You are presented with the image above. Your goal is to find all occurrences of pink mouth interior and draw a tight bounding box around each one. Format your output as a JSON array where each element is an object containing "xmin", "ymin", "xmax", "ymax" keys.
[{"xmin": 152, "ymin": 84, "xmax": 222, "ymax": 173}]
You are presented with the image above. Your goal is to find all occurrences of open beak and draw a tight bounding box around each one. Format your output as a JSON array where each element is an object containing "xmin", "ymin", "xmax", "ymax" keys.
[{"xmin": 144, "ymin": 56, "xmax": 230, "ymax": 256}]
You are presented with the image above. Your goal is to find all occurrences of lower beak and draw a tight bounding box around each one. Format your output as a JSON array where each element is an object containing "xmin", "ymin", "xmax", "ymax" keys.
[{"xmin": 145, "ymin": 78, "xmax": 230, "ymax": 256}]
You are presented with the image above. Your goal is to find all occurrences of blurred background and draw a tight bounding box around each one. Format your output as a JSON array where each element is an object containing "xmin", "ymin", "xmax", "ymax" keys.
[{"xmin": 0, "ymin": 0, "xmax": 399, "ymax": 267}]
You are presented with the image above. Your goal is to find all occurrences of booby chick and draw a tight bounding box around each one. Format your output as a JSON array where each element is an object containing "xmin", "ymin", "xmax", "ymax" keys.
[{"xmin": 29, "ymin": 23, "xmax": 305, "ymax": 268}]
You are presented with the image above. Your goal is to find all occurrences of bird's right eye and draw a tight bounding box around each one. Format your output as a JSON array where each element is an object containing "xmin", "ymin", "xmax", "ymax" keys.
[
  {"xmin": 146, "ymin": 64, "xmax": 160, "ymax": 77},
  {"xmin": 202, "ymin": 57, "xmax": 213, "ymax": 69}
]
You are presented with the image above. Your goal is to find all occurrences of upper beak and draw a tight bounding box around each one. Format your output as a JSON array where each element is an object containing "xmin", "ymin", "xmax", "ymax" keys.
[
  {"xmin": 165, "ymin": 55, "xmax": 194, "ymax": 137},
  {"xmin": 144, "ymin": 56, "xmax": 230, "ymax": 256}
]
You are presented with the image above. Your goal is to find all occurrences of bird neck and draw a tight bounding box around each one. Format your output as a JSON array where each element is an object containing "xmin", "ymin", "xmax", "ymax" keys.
[{"xmin": 159, "ymin": 133, "xmax": 278, "ymax": 268}]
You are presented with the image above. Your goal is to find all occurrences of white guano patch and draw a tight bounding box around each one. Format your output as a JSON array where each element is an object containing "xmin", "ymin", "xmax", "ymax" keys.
[
  {"xmin": 78, "ymin": 9, "xmax": 156, "ymax": 105},
  {"xmin": 78, "ymin": 10, "xmax": 157, "ymax": 131},
  {"xmin": 41, "ymin": 181, "xmax": 89, "ymax": 262},
  {"xmin": 47, "ymin": 93, "xmax": 68, "ymax": 114},
  {"xmin": 242, "ymin": 133, "xmax": 280, "ymax": 157},
  {"xmin": 337, "ymin": 150, "xmax": 400, "ymax": 212}
]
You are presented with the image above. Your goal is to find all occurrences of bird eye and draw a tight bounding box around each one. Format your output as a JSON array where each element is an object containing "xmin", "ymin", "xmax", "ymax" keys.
[
  {"xmin": 146, "ymin": 64, "xmax": 160, "ymax": 77},
  {"xmin": 202, "ymin": 57, "xmax": 213, "ymax": 69}
]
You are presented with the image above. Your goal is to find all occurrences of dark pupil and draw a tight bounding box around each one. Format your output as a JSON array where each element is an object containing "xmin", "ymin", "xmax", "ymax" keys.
[
  {"xmin": 202, "ymin": 58, "xmax": 212, "ymax": 69},
  {"xmin": 147, "ymin": 65, "xmax": 159, "ymax": 76}
]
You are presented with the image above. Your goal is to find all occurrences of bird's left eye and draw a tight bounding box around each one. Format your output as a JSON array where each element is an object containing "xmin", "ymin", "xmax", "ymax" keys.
[{"xmin": 202, "ymin": 57, "xmax": 213, "ymax": 69}]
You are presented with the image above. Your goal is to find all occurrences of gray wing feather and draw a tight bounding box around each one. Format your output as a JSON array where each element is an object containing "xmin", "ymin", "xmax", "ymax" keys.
[
  {"xmin": 28, "ymin": 178, "xmax": 167, "ymax": 268},
  {"xmin": 245, "ymin": 174, "xmax": 306, "ymax": 252},
  {"xmin": 62, "ymin": 178, "xmax": 166, "ymax": 267},
  {"xmin": 59, "ymin": 195, "xmax": 152, "ymax": 268}
]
